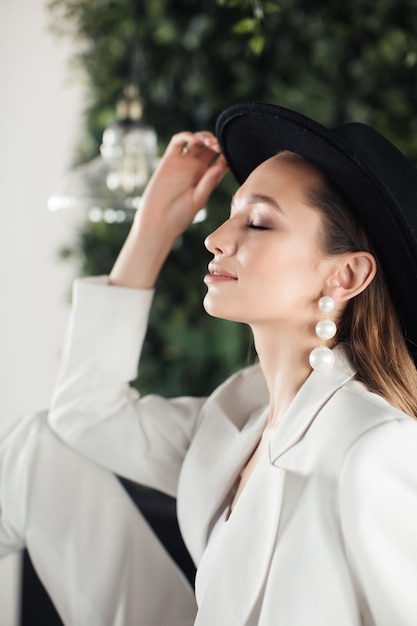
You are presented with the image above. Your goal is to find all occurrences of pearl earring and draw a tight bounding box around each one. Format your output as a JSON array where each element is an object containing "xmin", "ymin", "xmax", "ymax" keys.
[{"xmin": 309, "ymin": 296, "xmax": 337, "ymax": 372}]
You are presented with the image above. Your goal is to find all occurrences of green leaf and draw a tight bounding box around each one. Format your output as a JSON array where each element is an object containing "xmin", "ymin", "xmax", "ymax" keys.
[
  {"xmin": 249, "ymin": 34, "xmax": 265, "ymax": 55},
  {"xmin": 264, "ymin": 2, "xmax": 281, "ymax": 14},
  {"xmin": 233, "ymin": 17, "xmax": 257, "ymax": 34}
]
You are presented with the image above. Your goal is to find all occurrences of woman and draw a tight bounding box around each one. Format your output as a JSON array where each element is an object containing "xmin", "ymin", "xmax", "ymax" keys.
[{"xmin": 49, "ymin": 102, "xmax": 417, "ymax": 625}]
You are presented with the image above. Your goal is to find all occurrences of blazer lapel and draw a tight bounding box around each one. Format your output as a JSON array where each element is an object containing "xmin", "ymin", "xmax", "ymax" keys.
[
  {"xmin": 269, "ymin": 346, "xmax": 356, "ymax": 464},
  {"xmin": 178, "ymin": 402, "xmax": 267, "ymax": 563},
  {"xmin": 194, "ymin": 453, "xmax": 285, "ymax": 625},
  {"xmin": 178, "ymin": 364, "xmax": 269, "ymax": 563},
  {"xmin": 193, "ymin": 349, "xmax": 357, "ymax": 624},
  {"xmin": 179, "ymin": 347, "xmax": 356, "ymax": 597}
]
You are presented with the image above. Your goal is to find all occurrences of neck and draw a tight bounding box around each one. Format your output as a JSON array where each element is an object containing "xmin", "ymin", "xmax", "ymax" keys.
[{"xmin": 252, "ymin": 325, "xmax": 315, "ymax": 427}]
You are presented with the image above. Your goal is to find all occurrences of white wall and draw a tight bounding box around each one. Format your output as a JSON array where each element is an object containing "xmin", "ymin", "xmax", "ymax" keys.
[{"xmin": 0, "ymin": 1, "xmax": 83, "ymax": 623}]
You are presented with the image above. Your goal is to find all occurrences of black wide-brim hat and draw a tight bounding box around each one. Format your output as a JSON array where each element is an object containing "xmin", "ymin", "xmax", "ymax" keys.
[{"xmin": 216, "ymin": 101, "xmax": 417, "ymax": 365}]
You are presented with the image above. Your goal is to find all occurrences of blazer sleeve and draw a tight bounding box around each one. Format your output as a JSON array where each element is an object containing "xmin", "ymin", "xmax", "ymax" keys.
[
  {"xmin": 339, "ymin": 417, "xmax": 417, "ymax": 625},
  {"xmin": 48, "ymin": 277, "xmax": 207, "ymax": 497},
  {"xmin": 0, "ymin": 411, "xmax": 197, "ymax": 624}
]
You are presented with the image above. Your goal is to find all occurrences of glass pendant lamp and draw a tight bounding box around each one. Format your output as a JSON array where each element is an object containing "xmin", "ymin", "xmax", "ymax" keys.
[{"xmin": 48, "ymin": 84, "xmax": 158, "ymax": 223}]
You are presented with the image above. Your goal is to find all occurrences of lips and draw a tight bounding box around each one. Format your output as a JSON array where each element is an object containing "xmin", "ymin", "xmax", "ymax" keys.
[
  {"xmin": 208, "ymin": 263, "xmax": 237, "ymax": 278},
  {"xmin": 204, "ymin": 263, "xmax": 237, "ymax": 284}
]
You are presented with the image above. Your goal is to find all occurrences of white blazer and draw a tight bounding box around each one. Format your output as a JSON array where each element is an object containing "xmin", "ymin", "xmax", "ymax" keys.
[
  {"xmin": 48, "ymin": 277, "xmax": 417, "ymax": 625},
  {"xmin": 0, "ymin": 412, "xmax": 196, "ymax": 626}
]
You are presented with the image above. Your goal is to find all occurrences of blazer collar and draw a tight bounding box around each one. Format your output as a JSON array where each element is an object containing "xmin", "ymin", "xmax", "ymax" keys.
[
  {"xmin": 269, "ymin": 345, "xmax": 356, "ymax": 464},
  {"xmin": 178, "ymin": 348, "xmax": 356, "ymax": 563},
  {"xmin": 194, "ymin": 348, "xmax": 357, "ymax": 625},
  {"xmin": 195, "ymin": 454, "xmax": 285, "ymax": 625},
  {"xmin": 178, "ymin": 364, "xmax": 268, "ymax": 563}
]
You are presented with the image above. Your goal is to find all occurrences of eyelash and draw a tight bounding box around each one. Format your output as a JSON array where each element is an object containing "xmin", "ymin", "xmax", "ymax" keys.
[{"xmin": 246, "ymin": 223, "xmax": 270, "ymax": 231}]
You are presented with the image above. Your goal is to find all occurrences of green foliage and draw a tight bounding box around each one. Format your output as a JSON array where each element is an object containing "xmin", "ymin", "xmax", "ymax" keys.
[{"xmin": 50, "ymin": 0, "xmax": 417, "ymax": 396}]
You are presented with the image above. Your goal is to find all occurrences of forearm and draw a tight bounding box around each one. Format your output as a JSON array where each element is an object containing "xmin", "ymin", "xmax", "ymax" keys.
[
  {"xmin": 109, "ymin": 218, "xmax": 177, "ymax": 290},
  {"xmin": 49, "ymin": 277, "xmax": 153, "ymax": 435},
  {"xmin": 50, "ymin": 131, "xmax": 226, "ymax": 486},
  {"xmin": 48, "ymin": 278, "xmax": 204, "ymax": 494}
]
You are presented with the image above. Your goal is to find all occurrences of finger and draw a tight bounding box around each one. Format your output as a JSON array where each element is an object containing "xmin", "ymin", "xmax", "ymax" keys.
[
  {"xmin": 189, "ymin": 142, "xmax": 220, "ymax": 164},
  {"xmin": 164, "ymin": 132, "xmax": 198, "ymax": 156},
  {"xmin": 193, "ymin": 156, "xmax": 229, "ymax": 207},
  {"xmin": 166, "ymin": 131, "xmax": 220, "ymax": 159},
  {"xmin": 195, "ymin": 131, "xmax": 222, "ymax": 153}
]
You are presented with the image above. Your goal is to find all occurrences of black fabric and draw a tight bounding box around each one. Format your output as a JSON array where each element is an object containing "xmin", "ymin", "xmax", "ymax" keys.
[
  {"xmin": 118, "ymin": 478, "xmax": 196, "ymax": 586},
  {"xmin": 20, "ymin": 550, "xmax": 63, "ymax": 625},
  {"xmin": 216, "ymin": 102, "xmax": 417, "ymax": 363}
]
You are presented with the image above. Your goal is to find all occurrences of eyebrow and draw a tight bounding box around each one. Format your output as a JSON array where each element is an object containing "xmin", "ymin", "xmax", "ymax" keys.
[{"xmin": 231, "ymin": 193, "xmax": 283, "ymax": 213}]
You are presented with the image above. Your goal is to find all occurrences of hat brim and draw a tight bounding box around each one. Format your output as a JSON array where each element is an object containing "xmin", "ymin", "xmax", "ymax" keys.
[{"xmin": 215, "ymin": 101, "xmax": 417, "ymax": 364}]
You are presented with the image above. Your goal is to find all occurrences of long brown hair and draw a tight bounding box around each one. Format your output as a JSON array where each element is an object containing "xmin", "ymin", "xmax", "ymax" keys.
[{"xmin": 302, "ymin": 162, "xmax": 417, "ymax": 418}]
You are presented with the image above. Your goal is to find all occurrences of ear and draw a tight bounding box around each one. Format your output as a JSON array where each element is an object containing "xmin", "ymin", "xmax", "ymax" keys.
[{"xmin": 325, "ymin": 251, "xmax": 377, "ymax": 303}]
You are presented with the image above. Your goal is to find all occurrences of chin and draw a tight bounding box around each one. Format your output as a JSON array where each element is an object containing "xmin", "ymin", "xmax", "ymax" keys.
[
  {"xmin": 202, "ymin": 295, "xmax": 222, "ymax": 319},
  {"xmin": 203, "ymin": 295, "xmax": 244, "ymax": 323}
]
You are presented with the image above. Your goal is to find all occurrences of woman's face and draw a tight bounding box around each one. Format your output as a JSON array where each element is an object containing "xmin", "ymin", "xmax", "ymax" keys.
[{"xmin": 203, "ymin": 154, "xmax": 338, "ymax": 338}]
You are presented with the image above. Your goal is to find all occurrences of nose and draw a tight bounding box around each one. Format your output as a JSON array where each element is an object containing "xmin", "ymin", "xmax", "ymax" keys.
[{"xmin": 204, "ymin": 220, "xmax": 236, "ymax": 256}]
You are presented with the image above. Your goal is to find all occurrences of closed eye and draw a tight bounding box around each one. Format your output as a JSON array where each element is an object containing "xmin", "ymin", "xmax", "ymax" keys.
[{"xmin": 246, "ymin": 223, "xmax": 270, "ymax": 231}]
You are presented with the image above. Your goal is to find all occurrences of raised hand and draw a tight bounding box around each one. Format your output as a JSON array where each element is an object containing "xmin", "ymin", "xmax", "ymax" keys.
[
  {"xmin": 109, "ymin": 131, "xmax": 228, "ymax": 290},
  {"xmin": 138, "ymin": 131, "xmax": 228, "ymax": 236}
]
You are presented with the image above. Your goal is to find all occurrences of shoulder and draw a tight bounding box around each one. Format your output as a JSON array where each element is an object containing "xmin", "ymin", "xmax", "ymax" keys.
[
  {"xmin": 323, "ymin": 376, "xmax": 413, "ymax": 443},
  {"xmin": 339, "ymin": 406, "xmax": 417, "ymax": 489},
  {"xmin": 298, "ymin": 376, "xmax": 416, "ymax": 475},
  {"xmin": 331, "ymin": 380, "xmax": 417, "ymax": 506},
  {"xmin": 336, "ymin": 395, "xmax": 417, "ymax": 623}
]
